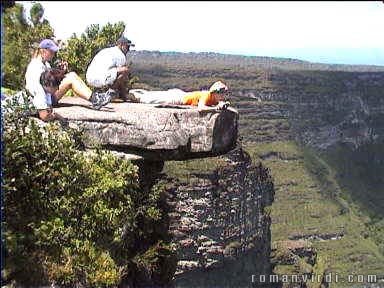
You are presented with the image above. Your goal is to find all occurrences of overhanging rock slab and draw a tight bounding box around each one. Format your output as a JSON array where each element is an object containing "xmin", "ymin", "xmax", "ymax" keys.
[{"xmin": 54, "ymin": 97, "xmax": 238, "ymax": 161}]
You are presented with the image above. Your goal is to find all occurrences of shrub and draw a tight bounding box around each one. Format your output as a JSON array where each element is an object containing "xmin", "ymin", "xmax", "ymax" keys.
[
  {"xmin": 57, "ymin": 22, "xmax": 124, "ymax": 79},
  {"xmin": 56, "ymin": 21, "xmax": 139, "ymax": 91},
  {"xmin": 2, "ymin": 100, "xmax": 176, "ymax": 286}
]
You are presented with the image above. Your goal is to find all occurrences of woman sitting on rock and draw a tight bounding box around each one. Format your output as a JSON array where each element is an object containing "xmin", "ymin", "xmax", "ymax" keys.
[
  {"xmin": 3, "ymin": 69, "xmax": 71, "ymax": 120},
  {"xmin": 25, "ymin": 39, "xmax": 113, "ymax": 121},
  {"xmin": 128, "ymin": 81, "xmax": 231, "ymax": 112}
]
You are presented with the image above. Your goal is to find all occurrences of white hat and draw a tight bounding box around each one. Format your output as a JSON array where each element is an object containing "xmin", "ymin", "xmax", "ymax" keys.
[{"xmin": 209, "ymin": 81, "xmax": 228, "ymax": 93}]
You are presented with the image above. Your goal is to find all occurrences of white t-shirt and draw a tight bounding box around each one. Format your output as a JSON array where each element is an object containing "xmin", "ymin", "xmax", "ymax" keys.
[
  {"xmin": 86, "ymin": 46, "xmax": 127, "ymax": 88},
  {"xmin": 25, "ymin": 58, "xmax": 52, "ymax": 110}
]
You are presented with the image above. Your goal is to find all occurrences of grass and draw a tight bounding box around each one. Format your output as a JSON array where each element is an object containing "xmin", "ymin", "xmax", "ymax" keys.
[
  {"xmin": 243, "ymin": 140, "xmax": 384, "ymax": 287},
  {"xmin": 164, "ymin": 140, "xmax": 384, "ymax": 287},
  {"xmin": 163, "ymin": 157, "xmax": 228, "ymax": 184}
]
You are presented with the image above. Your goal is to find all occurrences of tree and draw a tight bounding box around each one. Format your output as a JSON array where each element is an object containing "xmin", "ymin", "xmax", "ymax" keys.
[
  {"xmin": 2, "ymin": 2, "xmax": 54, "ymax": 90},
  {"xmin": 57, "ymin": 21, "xmax": 138, "ymax": 90},
  {"xmin": 2, "ymin": 93, "xmax": 175, "ymax": 287},
  {"xmin": 1, "ymin": 1, "xmax": 15, "ymax": 12},
  {"xmin": 29, "ymin": 2, "xmax": 45, "ymax": 26},
  {"xmin": 57, "ymin": 21, "xmax": 125, "ymax": 79}
]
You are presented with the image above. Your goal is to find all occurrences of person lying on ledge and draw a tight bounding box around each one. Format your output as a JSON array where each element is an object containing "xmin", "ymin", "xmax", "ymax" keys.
[{"xmin": 128, "ymin": 81, "xmax": 231, "ymax": 112}]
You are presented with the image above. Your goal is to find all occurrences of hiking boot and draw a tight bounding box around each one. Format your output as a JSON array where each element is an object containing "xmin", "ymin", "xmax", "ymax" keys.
[{"xmin": 90, "ymin": 91, "xmax": 112, "ymax": 110}]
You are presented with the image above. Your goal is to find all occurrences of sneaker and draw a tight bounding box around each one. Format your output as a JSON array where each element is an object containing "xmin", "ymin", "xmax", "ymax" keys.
[
  {"xmin": 126, "ymin": 92, "xmax": 140, "ymax": 103},
  {"xmin": 105, "ymin": 88, "xmax": 117, "ymax": 98},
  {"xmin": 90, "ymin": 91, "xmax": 112, "ymax": 110}
]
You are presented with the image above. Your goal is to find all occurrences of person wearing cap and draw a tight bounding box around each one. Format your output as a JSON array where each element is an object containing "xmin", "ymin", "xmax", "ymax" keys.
[
  {"xmin": 129, "ymin": 80, "xmax": 231, "ymax": 112},
  {"xmin": 25, "ymin": 38, "xmax": 112, "ymax": 121},
  {"xmin": 86, "ymin": 36, "xmax": 135, "ymax": 101}
]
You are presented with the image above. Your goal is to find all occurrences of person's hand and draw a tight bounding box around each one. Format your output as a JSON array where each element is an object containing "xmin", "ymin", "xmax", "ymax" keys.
[
  {"xmin": 217, "ymin": 101, "xmax": 230, "ymax": 110},
  {"xmin": 57, "ymin": 60, "xmax": 69, "ymax": 72},
  {"xmin": 117, "ymin": 66, "xmax": 129, "ymax": 74}
]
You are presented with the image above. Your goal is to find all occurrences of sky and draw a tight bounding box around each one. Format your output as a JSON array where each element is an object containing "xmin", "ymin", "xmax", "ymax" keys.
[{"xmin": 18, "ymin": 1, "xmax": 384, "ymax": 66}]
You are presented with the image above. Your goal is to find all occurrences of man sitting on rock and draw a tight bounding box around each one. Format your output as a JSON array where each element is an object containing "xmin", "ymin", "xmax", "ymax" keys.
[
  {"xmin": 86, "ymin": 36, "xmax": 135, "ymax": 101},
  {"xmin": 129, "ymin": 81, "xmax": 231, "ymax": 112}
]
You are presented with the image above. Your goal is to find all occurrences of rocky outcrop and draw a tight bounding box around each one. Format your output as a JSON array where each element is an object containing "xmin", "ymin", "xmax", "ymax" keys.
[
  {"xmin": 49, "ymin": 98, "xmax": 275, "ymax": 286},
  {"xmin": 164, "ymin": 147, "xmax": 275, "ymax": 287},
  {"xmin": 54, "ymin": 97, "xmax": 238, "ymax": 160}
]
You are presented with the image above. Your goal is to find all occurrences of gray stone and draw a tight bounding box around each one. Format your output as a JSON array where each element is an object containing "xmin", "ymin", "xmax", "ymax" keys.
[
  {"xmin": 166, "ymin": 147, "xmax": 275, "ymax": 282},
  {"xmin": 54, "ymin": 97, "xmax": 238, "ymax": 160}
]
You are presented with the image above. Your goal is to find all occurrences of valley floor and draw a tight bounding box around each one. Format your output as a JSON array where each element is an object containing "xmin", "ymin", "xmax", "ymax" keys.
[{"xmin": 244, "ymin": 140, "xmax": 384, "ymax": 288}]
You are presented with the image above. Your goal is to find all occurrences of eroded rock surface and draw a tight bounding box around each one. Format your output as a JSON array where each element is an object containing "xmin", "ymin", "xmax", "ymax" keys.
[
  {"xmin": 164, "ymin": 147, "xmax": 275, "ymax": 286},
  {"xmin": 54, "ymin": 97, "xmax": 238, "ymax": 160}
]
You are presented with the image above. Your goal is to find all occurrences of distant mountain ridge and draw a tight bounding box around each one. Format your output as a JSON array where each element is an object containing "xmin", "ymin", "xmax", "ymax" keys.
[{"xmin": 129, "ymin": 50, "xmax": 384, "ymax": 72}]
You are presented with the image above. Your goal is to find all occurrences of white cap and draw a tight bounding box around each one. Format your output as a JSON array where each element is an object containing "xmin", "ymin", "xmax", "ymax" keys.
[{"xmin": 209, "ymin": 81, "xmax": 228, "ymax": 93}]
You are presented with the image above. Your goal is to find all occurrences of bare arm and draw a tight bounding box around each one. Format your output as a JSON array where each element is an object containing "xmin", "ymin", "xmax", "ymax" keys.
[
  {"xmin": 197, "ymin": 98, "xmax": 214, "ymax": 112},
  {"xmin": 116, "ymin": 66, "xmax": 129, "ymax": 74},
  {"xmin": 197, "ymin": 99, "xmax": 231, "ymax": 112},
  {"xmin": 38, "ymin": 109, "xmax": 65, "ymax": 122}
]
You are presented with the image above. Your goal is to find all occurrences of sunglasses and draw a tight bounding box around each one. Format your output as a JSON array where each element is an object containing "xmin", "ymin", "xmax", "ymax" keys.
[{"xmin": 217, "ymin": 89, "xmax": 229, "ymax": 96}]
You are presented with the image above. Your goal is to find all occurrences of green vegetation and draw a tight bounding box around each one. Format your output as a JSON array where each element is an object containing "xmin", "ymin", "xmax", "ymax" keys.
[
  {"xmin": 1, "ymin": 87, "xmax": 16, "ymax": 96},
  {"xmin": 2, "ymin": 2, "xmax": 138, "ymax": 93},
  {"xmin": 2, "ymin": 95, "xmax": 175, "ymax": 286},
  {"xmin": 163, "ymin": 157, "xmax": 228, "ymax": 183},
  {"xmin": 3, "ymin": 2, "xmax": 384, "ymax": 287},
  {"xmin": 321, "ymin": 142, "xmax": 384, "ymax": 256},
  {"xmin": 244, "ymin": 140, "xmax": 384, "ymax": 287},
  {"xmin": 57, "ymin": 22, "xmax": 124, "ymax": 79},
  {"xmin": 2, "ymin": 2, "xmax": 54, "ymax": 90}
]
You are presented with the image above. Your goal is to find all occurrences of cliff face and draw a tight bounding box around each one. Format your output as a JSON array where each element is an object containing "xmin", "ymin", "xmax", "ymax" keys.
[
  {"xmin": 232, "ymin": 71, "xmax": 384, "ymax": 149},
  {"xmin": 49, "ymin": 100, "xmax": 275, "ymax": 286},
  {"xmin": 164, "ymin": 147, "xmax": 275, "ymax": 287}
]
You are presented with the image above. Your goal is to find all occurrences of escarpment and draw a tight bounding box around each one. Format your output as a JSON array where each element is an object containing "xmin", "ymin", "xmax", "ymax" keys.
[
  {"xmin": 232, "ymin": 72, "xmax": 384, "ymax": 149},
  {"xmin": 51, "ymin": 97, "xmax": 275, "ymax": 286},
  {"xmin": 164, "ymin": 146, "xmax": 274, "ymax": 287}
]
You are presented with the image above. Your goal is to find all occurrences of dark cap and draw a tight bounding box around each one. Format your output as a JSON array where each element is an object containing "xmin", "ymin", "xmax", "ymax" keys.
[
  {"xmin": 117, "ymin": 36, "xmax": 135, "ymax": 47},
  {"xmin": 39, "ymin": 39, "xmax": 59, "ymax": 52}
]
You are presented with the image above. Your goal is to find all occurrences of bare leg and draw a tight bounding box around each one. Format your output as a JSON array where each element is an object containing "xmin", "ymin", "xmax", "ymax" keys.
[
  {"xmin": 53, "ymin": 72, "xmax": 92, "ymax": 103},
  {"xmin": 129, "ymin": 88, "xmax": 186, "ymax": 104}
]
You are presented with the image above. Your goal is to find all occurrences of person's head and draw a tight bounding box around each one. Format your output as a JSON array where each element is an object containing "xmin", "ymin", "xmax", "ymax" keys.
[
  {"xmin": 116, "ymin": 36, "xmax": 135, "ymax": 55},
  {"xmin": 37, "ymin": 39, "xmax": 60, "ymax": 61},
  {"xmin": 40, "ymin": 68, "xmax": 66, "ymax": 94},
  {"xmin": 209, "ymin": 81, "xmax": 229, "ymax": 101}
]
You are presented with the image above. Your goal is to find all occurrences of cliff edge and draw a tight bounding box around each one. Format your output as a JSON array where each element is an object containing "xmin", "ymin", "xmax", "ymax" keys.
[{"xmin": 54, "ymin": 97, "xmax": 239, "ymax": 161}]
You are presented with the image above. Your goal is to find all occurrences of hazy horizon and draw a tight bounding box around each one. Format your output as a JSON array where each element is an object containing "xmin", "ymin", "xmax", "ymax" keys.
[
  {"xmin": 17, "ymin": 1, "xmax": 384, "ymax": 66},
  {"xmin": 142, "ymin": 47, "xmax": 384, "ymax": 67}
]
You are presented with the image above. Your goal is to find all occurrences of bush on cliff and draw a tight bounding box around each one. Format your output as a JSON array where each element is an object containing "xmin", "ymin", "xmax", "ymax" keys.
[{"xmin": 2, "ymin": 99, "xmax": 176, "ymax": 287}]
